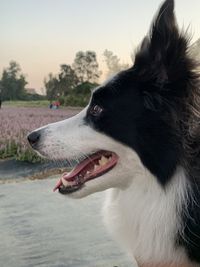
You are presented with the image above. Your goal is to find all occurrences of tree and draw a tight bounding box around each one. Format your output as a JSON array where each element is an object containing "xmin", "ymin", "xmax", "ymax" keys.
[
  {"xmin": 44, "ymin": 73, "xmax": 59, "ymax": 101},
  {"xmin": 73, "ymin": 51, "xmax": 101, "ymax": 83},
  {"xmin": 58, "ymin": 64, "xmax": 79, "ymax": 96},
  {"xmin": 44, "ymin": 65, "xmax": 79, "ymax": 100},
  {"xmin": 103, "ymin": 50, "xmax": 129, "ymax": 79},
  {"xmin": 0, "ymin": 61, "xmax": 27, "ymax": 100}
]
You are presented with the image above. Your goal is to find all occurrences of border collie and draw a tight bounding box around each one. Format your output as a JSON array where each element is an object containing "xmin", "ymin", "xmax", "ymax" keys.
[{"xmin": 28, "ymin": 0, "xmax": 200, "ymax": 266}]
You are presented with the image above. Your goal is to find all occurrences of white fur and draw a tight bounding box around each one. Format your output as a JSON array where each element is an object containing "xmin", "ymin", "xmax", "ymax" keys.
[
  {"xmin": 35, "ymin": 107, "xmax": 190, "ymax": 265},
  {"xmin": 103, "ymin": 168, "xmax": 190, "ymax": 266},
  {"xmin": 36, "ymin": 108, "xmax": 138, "ymax": 197}
]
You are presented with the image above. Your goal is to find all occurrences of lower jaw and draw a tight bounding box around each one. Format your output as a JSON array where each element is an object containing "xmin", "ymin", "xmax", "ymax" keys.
[
  {"xmin": 58, "ymin": 170, "xmax": 111, "ymax": 195},
  {"xmin": 59, "ymin": 185, "xmax": 83, "ymax": 195}
]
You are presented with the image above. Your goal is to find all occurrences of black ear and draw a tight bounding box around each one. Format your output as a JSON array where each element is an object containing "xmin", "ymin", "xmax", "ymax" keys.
[
  {"xmin": 134, "ymin": 0, "xmax": 193, "ymax": 111},
  {"xmin": 135, "ymin": 0, "xmax": 189, "ymax": 84},
  {"xmin": 150, "ymin": 0, "xmax": 177, "ymax": 56}
]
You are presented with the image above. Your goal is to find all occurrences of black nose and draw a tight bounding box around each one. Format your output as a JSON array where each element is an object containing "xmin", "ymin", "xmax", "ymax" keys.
[{"xmin": 27, "ymin": 131, "xmax": 41, "ymax": 147}]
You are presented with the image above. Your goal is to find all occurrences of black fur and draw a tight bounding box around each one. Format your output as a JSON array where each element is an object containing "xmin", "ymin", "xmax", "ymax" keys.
[{"xmin": 85, "ymin": 0, "xmax": 200, "ymax": 263}]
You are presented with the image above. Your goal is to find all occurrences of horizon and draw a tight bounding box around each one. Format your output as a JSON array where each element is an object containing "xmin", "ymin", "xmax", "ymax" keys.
[{"xmin": 1, "ymin": 0, "xmax": 200, "ymax": 93}]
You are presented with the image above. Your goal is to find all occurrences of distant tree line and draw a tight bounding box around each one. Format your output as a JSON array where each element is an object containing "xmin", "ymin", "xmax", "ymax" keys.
[
  {"xmin": 44, "ymin": 50, "xmax": 129, "ymax": 106},
  {"xmin": 0, "ymin": 50, "xmax": 129, "ymax": 106},
  {"xmin": 44, "ymin": 50, "xmax": 102, "ymax": 103},
  {"xmin": 0, "ymin": 61, "xmax": 27, "ymax": 101},
  {"xmin": 0, "ymin": 61, "xmax": 45, "ymax": 101}
]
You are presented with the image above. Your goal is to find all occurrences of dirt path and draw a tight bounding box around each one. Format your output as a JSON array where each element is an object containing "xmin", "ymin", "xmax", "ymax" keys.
[{"xmin": 0, "ymin": 159, "xmax": 68, "ymax": 182}]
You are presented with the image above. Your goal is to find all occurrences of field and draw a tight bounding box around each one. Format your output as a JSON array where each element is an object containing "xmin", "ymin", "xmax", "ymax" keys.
[
  {"xmin": 0, "ymin": 105, "xmax": 80, "ymax": 162},
  {"xmin": 3, "ymin": 100, "xmax": 50, "ymax": 107}
]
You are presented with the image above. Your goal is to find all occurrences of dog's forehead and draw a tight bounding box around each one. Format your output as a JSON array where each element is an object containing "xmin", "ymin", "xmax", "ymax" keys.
[
  {"xmin": 93, "ymin": 73, "xmax": 120, "ymax": 93},
  {"xmin": 91, "ymin": 77, "xmax": 118, "ymax": 102},
  {"xmin": 92, "ymin": 69, "xmax": 134, "ymax": 98},
  {"xmin": 102, "ymin": 72, "xmax": 122, "ymax": 87}
]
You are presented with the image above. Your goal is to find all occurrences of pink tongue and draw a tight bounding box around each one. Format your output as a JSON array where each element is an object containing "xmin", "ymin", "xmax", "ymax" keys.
[
  {"xmin": 53, "ymin": 179, "xmax": 63, "ymax": 192},
  {"xmin": 64, "ymin": 155, "xmax": 97, "ymax": 180},
  {"xmin": 53, "ymin": 155, "xmax": 96, "ymax": 192},
  {"xmin": 53, "ymin": 159, "xmax": 90, "ymax": 192}
]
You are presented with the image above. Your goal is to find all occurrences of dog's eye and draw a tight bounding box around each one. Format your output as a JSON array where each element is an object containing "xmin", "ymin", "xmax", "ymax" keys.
[{"xmin": 89, "ymin": 105, "xmax": 103, "ymax": 116}]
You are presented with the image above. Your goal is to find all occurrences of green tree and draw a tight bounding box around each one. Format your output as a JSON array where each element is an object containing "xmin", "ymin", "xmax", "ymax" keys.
[
  {"xmin": 44, "ymin": 73, "xmax": 59, "ymax": 101},
  {"xmin": 103, "ymin": 50, "xmax": 129, "ymax": 78},
  {"xmin": 44, "ymin": 65, "xmax": 79, "ymax": 100},
  {"xmin": 0, "ymin": 61, "xmax": 27, "ymax": 100},
  {"xmin": 58, "ymin": 64, "xmax": 79, "ymax": 96},
  {"xmin": 73, "ymin": 51, "xmax": 101, "ymax": 83}
]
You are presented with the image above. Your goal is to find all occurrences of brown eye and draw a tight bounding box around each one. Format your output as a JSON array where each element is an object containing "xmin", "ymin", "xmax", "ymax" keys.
[{"xmin": 89, "ymin": 105, "xmax": 103, "ymax": 116}]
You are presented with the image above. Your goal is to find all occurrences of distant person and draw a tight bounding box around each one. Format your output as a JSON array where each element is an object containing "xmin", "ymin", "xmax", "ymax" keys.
[
  {"xmin": 0, "ymin": 99, "xmax": 2, "ymax": 109},
  {"xmin": 50, "ymin": 101, "xmax": 60, "ymax": 109},
  {"xmin": 55, "ymin": 101, "xmax": 60, "ymax": 109}
]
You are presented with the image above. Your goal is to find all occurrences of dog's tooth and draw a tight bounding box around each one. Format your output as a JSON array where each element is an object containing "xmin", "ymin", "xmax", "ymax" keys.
[
  {"xmin": 101, "ymin": 156, "xmax": 108, "ymax": 162},
  {"xmin": 100, "ymin": 160, "xmax": 105, "ymax": 166},
  {"xmin": 75, "ymin": 176, "xmax": 80, "ymax": 184},
  {"xmin": 99, "ymin": 156, "xmax": 108, "ymax": 166},
  {"xmin": 61, "ymin": 177, "xmax": 69, "ymax": 187},
  {"xmin": 61, "ymin": 177, "xmax": 75, "ymax": 187},
  {"xmin": 86, "ymin": 171, "xmax": 91, "ymax": 175},
  {"xmin": 99, "ymin": 159, "xmax": 103, "ymax": 165},
  {"xmin": 94, "ymin": 165, "xmax": 99, "ymax": 170}
]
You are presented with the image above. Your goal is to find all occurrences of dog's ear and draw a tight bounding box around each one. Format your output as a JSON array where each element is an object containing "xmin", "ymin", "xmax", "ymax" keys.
[
  {"xmin": 135, "ymin": 0, "xmax": 189, "ymax": 83},
  {"xmin": 149, "ymin": 0, "xmax": 178, "ymax": 64},
  {"xmin": 135, "ymin": 0, "xmax": 192, "ymax": 110}
]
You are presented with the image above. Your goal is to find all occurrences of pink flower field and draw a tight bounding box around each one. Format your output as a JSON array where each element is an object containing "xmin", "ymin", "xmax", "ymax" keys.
[{"xmin": 0, "ymin": 106, "xmax": 80, "ymax": 162}]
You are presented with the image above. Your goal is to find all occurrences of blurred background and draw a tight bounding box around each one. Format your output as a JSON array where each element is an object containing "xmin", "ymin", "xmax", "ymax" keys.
[{"xmin": 0, "ymin": 0, "xmax": 199, "ymax": 266}]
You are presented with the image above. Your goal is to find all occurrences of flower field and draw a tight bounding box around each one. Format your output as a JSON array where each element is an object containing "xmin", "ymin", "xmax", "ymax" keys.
[{"xmin": 0, "ymin": 106, "xmax": 80, "ymax": 162}]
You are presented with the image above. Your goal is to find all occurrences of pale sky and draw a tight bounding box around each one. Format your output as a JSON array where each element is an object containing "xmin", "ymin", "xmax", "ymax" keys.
[{"xmin": 0, "ymin": 0, "xmax": 200, "ymax": 93}]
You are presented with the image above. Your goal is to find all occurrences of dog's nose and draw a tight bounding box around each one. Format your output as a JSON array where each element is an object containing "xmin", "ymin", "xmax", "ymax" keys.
[{"xmin": 27, "ymin": 131, "xmax": 41, "ymax": 147}]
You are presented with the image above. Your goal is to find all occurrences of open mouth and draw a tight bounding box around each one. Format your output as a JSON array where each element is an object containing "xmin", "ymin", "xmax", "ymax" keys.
[{"xmin": 53, "ymin": 150, "xmax": 119, "ymax": 195}]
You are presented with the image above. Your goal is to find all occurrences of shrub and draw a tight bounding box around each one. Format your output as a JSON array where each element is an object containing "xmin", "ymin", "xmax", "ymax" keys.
[
  {"xmin": 64, "ymin": 94, "xmax": 90, "ymax": 107},
  {"xmin": 58, "ymin": 96, "xmax": 65, "ymax": 105},
  {"xmin": 62, "ymin": 82, "xmax": 98, "ymax": 107}
]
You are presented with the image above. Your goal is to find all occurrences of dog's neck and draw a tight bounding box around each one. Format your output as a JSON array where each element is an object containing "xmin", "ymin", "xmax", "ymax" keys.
[{"xmin": 104, "ymin": 168, "xmax": 191, "ymax": 265}]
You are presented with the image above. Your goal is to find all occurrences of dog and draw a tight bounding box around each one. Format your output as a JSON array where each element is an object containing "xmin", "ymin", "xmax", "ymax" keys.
[{"xmin": 28, "ymin": 0, "xmax": 200, "ymax": 266}]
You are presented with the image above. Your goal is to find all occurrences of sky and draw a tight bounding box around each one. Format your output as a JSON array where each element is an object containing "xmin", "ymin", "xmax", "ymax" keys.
[{"xmin": 0, "ymin": 0, "xmax": 200, "ymax": 93}]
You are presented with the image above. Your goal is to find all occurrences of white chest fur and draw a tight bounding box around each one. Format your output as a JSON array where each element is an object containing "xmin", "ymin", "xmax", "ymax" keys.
[{"xmin": 103, "ymin": 168, "xmax": 190, "ymax": 265}]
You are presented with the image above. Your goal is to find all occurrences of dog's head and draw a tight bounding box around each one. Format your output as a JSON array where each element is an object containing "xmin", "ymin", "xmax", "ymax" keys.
[{"xmin": 28, "ymin": 0, "xmax": 196, "ymax": 198}]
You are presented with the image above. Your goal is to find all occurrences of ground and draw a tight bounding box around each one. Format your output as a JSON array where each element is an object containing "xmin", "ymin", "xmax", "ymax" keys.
[{"xmin": 0, "ymin": 177, "xmax": 134, "ymax": 267}]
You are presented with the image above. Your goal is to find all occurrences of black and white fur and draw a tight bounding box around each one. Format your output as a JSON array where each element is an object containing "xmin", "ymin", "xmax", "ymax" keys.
[{"xmin": 28, "ymin": 0, "xmax": 200, "ymax": 266}]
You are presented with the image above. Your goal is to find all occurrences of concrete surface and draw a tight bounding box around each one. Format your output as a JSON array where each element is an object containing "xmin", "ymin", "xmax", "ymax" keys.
[{"xmin": 0, "ymin": 178, "xmax": 134, "ymax": 267}]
